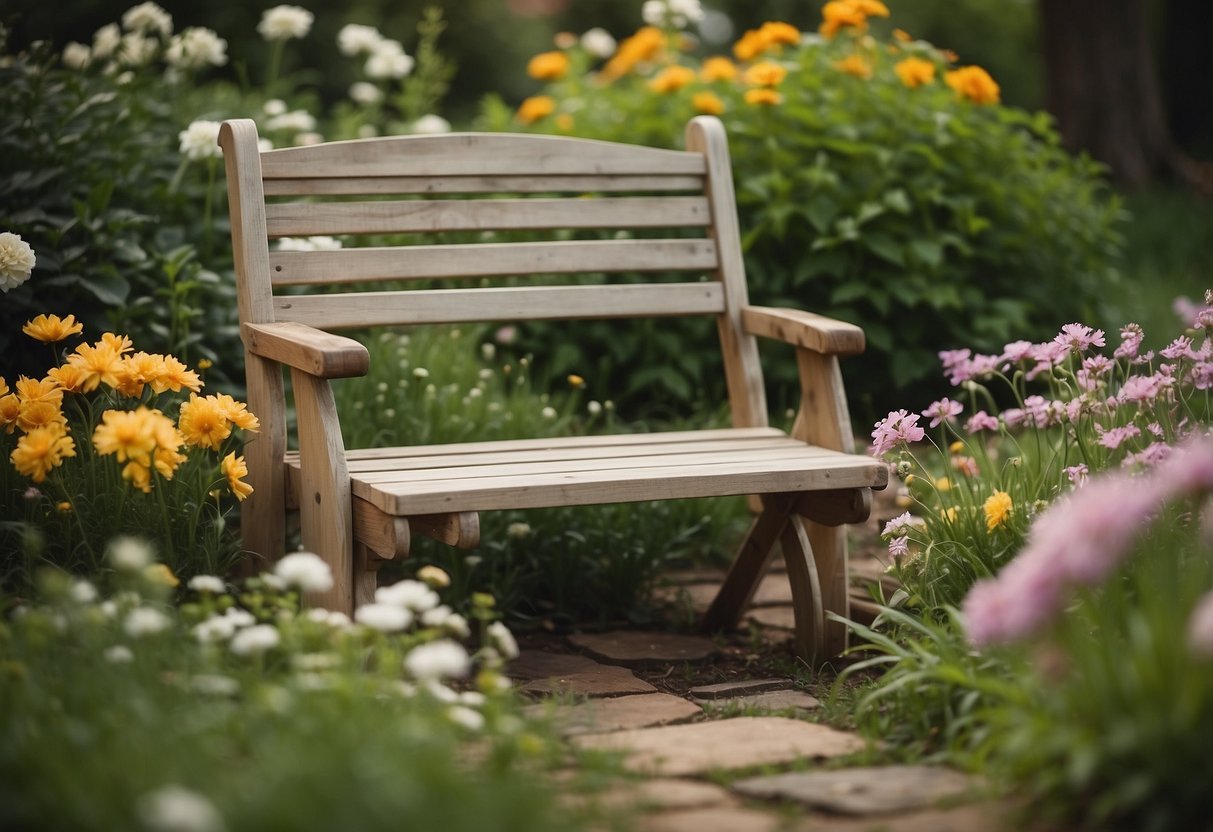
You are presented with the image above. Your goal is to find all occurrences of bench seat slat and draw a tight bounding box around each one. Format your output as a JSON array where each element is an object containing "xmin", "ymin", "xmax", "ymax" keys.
[
  {"xmin": 269, "ymin": 239, "xmax": 718, "ymax": 286},
  {"xmin": 273, "ymin": 283, "xmax": 726, "ymax": 328},
  {"xmin": 265, "ymin": 197, "xmax": 712, "ymax": 237},
  {"xmin": 262, "ymin": 174, "xmax": 706, "ymax": 196}
]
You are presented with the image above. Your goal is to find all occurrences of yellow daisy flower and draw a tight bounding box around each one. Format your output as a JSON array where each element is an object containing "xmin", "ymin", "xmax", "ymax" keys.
[
  {"xmin": 93, "ymin": 407, "xmax": 160, "ymax": 464},
  {"xmin": 983, "ymin": 490, "xmax": 1013, "ymax": 531},
  {"xmin": 150, "ymin": 354, "xmax": 202, "ymax": 394},
  {"xmin": 22, "ymin": 314, "xmax": 83, "ymax": 343},
  {"xmin": 11, "ymin": 424, "xmax": 76, "ymax": 483},
  {"xmin": 517, "ymin": 95, "xmax": 556, "ymax": 124},
  {"xmin": 700, "ymin": 56, "xmax": 737, "ymax": 83},
  {"xmin": 222, "ymin": 452, "xmax": 254, "ymax": 501},
  {"xmin": 692, "ymin": 91, "xmax": 725, "ymax": 115},
  {"xmin": 178, "ymin": 393, "xmax": 233, "ymax": 451},
  {"xmin": 526, "ymin": 50, "xmax": 569, "ymax": 81}
]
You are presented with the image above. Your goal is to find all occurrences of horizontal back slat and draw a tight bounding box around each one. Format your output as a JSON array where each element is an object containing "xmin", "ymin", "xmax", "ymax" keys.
[
  {"xmin": 260, "ymin": 133, "xmax": 706, "ymax": 179},
  {"xmin": 262, "ymin": 174, "xmax": 705, "ymax": 196},
  {"xmin": 269, "ymin": 239, "xmax": 718, "ymax": 286},
  {"xmin": 273, "ymin": 283, "xmax": 726, "ymax": 328},
  {"xmin": 264, "ymin": 196, "xmax": 711, "ymax": 237}
]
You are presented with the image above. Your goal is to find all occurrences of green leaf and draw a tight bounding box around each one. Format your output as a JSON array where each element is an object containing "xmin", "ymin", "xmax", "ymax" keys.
[
  {"xmin": 908, "ymin": 239, "xmax": 944, "ymax": 268},
  {"xmin": 862, "ymin": 232, "xmax": 905, "ymax": 266},
  {"xmin": 79, "ymin": 271, "xmax": 131, "ymax": 305}
]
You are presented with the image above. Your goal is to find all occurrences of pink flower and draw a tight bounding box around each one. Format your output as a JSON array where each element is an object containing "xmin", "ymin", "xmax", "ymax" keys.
[
  {"xmin": 1000, "ymin": 340, "xmax": 1034, "ymax": 365},
  {"xmin": 887, "ymin": 536, "xmax": 909, "ymax": 559},
  {"xmin": 1161, "ymin": 336, "xmax": 1195, "ymax": 360},
  {"xmin": 1192, "ymin": 363, "xmax": 1213, "ymax": 390},
  {"xmin": 1097, "ymin": 424, "xmax": 1141, "ymax": 450},
  {"xmin": 1022, "ymin": 395, "xmax": 1054, "ymax": 428},
  {"xmin": 1053, "ymin": 323, "xmax": 1105, "ymax": 354},
  {"xmin": 1064, "ymin": 463, "xmax": 1088, "ymax": 486},
  {"xmin": 1122, "ymin": 442, "xmax": 1172, "ymax": 469},
  {"xmin": 965, "ymin": 411, "xmax": 1000, "ymax": 433},
  {"xmin": 1187, "ymin": 590, "xmax": 1213, "ymax": 657},
  {"xmin": 1118, "ymin": 373, "xmax": 1172, "ymax": 404},
  {"xmin": 922, "ymin": 398, "xmax": 963, "ymax": 429},
  {"xmin": 952, "ymin": 455, "xmax": 979, "ymax": 476},
  {"xmin": 1114, "ymin": 323, "xmax": 1144, "ymax": 360},
  {"xmin": 1002, "ymin": 408, "xmax": 1025, "ymax": 428},
  {"xmin": 870, "ymin": 410, "xmax": 926, "ymax": 456},
  {"xmin": 1064, "ymin": 398, "xmax": 1087, "ymax": 424},
  {"xmin": 882, "ymin": 512, "xmax": 919, "ymax": 538}
]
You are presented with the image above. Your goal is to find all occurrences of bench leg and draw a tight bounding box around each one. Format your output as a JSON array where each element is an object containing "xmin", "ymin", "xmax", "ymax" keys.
[
  {"xmin": 807, "ymin": 521, "xmax": 849, "ymax": 658},
  {"xmin": 781, "ymin": 516, "xmax": 825, "ymax": 663},
  {"xmin": 701, "ymin": 493, "xmax": 795, "ymax": 633}
]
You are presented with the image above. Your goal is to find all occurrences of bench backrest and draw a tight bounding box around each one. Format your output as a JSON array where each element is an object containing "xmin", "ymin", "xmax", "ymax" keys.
[{"xmin": 219, "ymin": 116, "xmax": 768, "ymax": 435}]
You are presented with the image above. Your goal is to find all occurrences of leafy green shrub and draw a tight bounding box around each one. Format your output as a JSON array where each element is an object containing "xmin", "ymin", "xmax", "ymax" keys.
[{"xmin": 479, "ymin": 3, "xmax": 1122, "ymax": 421}]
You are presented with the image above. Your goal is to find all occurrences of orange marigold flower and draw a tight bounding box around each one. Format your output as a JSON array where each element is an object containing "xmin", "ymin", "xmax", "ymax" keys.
[
  {"xmin": 150, "ymin": 354, "xmax": 202, "ymax": 394},
  {"xmin": 0, "ymin": 377, "xmax": 7, "ymax": 397},
  {"xmin": 945, "ymin": 65, "xmax": 1000, "ymax": 104},
  {"xmin": 46, "ymin": 364, "xmax": 89, "ymax": 394},
  {"xmin": 744, "ymin": 61, "xmax": 788, "ymax": 87},
  {"xmin": 114, "ymin": 351, "xmax": 166, "ymax": 399},
  {"xmin": 17, "ymin": 399, "xmax": 67, "ymax": 433},
  {"xmin": 152, "ymin": 446, "xmax": 188, "ymax": 480},
  {"xmin": 732, "ymin": 28, "xmax": 768, "ymax": 62},
  {"xmin": 178, "ymin": 393, "xmax": 233, "ymax": 451},
  {"xmin": 93, "ymin": 407, "xmax": 160, "ymax": 464},
  {"xmin": 601, "ymin": 26, "xmax": 666, "ymax": 80},
  {"xmin": 216, "ymin": 393, "xmax": 260, "ymax": 433},
  {"xmin": 759, "ymin": 21, "xmax": 801, "ymax": 47},
  {"xmin": 894, "ymin": 56, "xmax": 936, "ymax": 88},
  {"xmin": 648, "ymin": 64, "xmax": 696, "ymax": 93},
  {"xmin": 222, "ymin": 452, "xmax": 254, "ymax": 501},
  {"xmin": 122, "ymin": 459, "xmax": 153, "ymax": 492},
  {"xmin": 744, "ymin": 88, "xmax": 783, "ymax": 106},
  {"xmin": 15, "ymin": 376, "xmax": 62, "ymax": 407},
  {"xmin": 517, "ymin": 95, "xmax": 556, "ymax": 124},
  {"xmin": 835, "ymin": 54, "xmax": 873, "ymax": 78},
  {"xmin": 527, "ymin": 50, "xmax": 569, "ymax": 81},
  {"xmin": 983, "ymin": 490, "xmax": 1013, "ymax": 531},
  {"xmin": 67, "ymin": 339, "xmax": 125, "ymax": 392},
  {"xmin": 700, "ymin": 56, "xmax": 737, "ymax": 83},
  {"xmin": 99, "ymin": 332, "xmax": 134, "ymax": 355},
  {"xmin": 11, "ymin": 424, "xmax": 76, "ymax": 483},
  {"xmin": 692, "ymin": 91, "xmax": 725, "ymax": 115},
  {"xmin": 893, "ymin": 28, "xmax": 913, "ymax": 43},
  {"xmin": 820, "ymin": 1, "xmax": 868, "ymax": 38},
  {"xmin": 555, "ymin": 113, "xmax": 574, "ymax": 131},
  {"xmin": 23, "ymin": 314, "xmax": 83, "ymax": 343},
  {"xmin": 0, "ymin": 394, "xmax": 19, "ymax": 434},
  {"xmin": 851, "ymin": 0, "xmax": 890, "ymax": 16}
]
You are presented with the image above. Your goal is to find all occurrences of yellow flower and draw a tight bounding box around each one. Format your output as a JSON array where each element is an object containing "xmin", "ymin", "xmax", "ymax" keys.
[
  {"xmin": 11, "ymin": 424, "xmax": 76, "ymax": 483},
  {"xmin": 732, "ymin": 28, "xmax": 768, "ymax": 62},
  {"xmin": 150, "ymin": 354, "xmax": 202, "ymax": 394},
  {"xmin": 948, "ymin": 440, "xmax": 965, "ymax": 454},
  {"xmin": 0, "ymin": 378, "xmax": 7, "ymax": 397},
  {"xmin": 744, "ymin": 61, "xmax": 788, "ymax": 87},
  {"xmin": 942, "ymin": 506, "xmax": 959, "ymax": 522},
  {"xmin": 222, "ymin": 452, "xmax": 254, "ymax": 501},
  {"xmin": 648, "ymin": 64, "xmax": 696, "ymax": 93},
  {"xmin": 93, "ymin": 407, "xmax": 160, "ymax": 464},
  {"xmin": 527, "ymin": 50, "xmax": 569, "ymax": 81},
  {"xmin": 851, "ymin": 0, "xmax": 890, "ymax": 16},
  {"xmin": 759, "ymin": 21, "xmax": 801, "ymax": 47},
  {"xmin": 17, "ymin": 399, "xmax": 67, "ymax": 433},
  {"xmin": 56, "ymin": 501, "xmax": 72, "ymax": 513},
  {"xmin": 555, "ymin": 113, "xmax": 574, "ymax": 131},
  {"xmin": 934, "ymin": 477, "xmax": 952, "ymax": 492},
  {"xmin": 122, "ymin": 460, "xmax": 153, "ymax": 492},
  {"xmin": 144, "ymin": 563, "xmax": 180, "ymax": 588},
  {"xmin": 67, "ymin": 339, "xmax": 125, "ymax": 393},
  {"xmin": 820, "ymin": 1, "xmax": 868, "ymax": 38},
  {"xmin": 22, "ymin": 314, "xmax": 83, "ymax": 343},
  {"xmin": 601, "ymin": 26, "xmax": 666, "ymax": 81},
  {"xmin": 700, "ymin": 56, "xmax": 737, "ymax": 82},
  {"xmin": 893, "ymin": 28, "xmax": 913, "ymax": 43},
  {"xmin": 46, "ymin": 364, "xmax": 89, "ymax": 393},
  {"xmin": 894, "ymin": 57, "xmax": 936, "ymax": 88},
  {"xmin": 178, "ymin": 393, "xmax": 233, "ymax": 450},
  {"xmin": 0, "ymin": 394, "xmax": 19, "ymax": 434},
  {"xmin": 835, "ymin": 54, "xmax": 873, "ymax": 79},
  {"xmin": 983, "ymin": 490, "xmax": 1013, "ymax": 532},
  {"xmin": 945, "ymin": 65, "xmax": 1000, "ymax": 104},
  {"xmin": 567, "ymin": 374, "xmax": 585, "ymax": 388},
  {"xmin": 114, "ymin": 351, "xmax": 166, "ymax": 398},
  {"xmin": 215, "ymin": 393, "xmax": 260, "ymax": 433},
  {"xmin": 517, "ymin": 95, "xmax": 556, "ymax": 124},
  {"xmin": 15, "ymin": 376, "xmax": 66, "ymax": 432},
  {"xmin": 744, "ymin": 88, "xmax": 783, "ymax": 106},
  {"xmin": 692, "ymin": 91, "xmax": 725, "ymax": 115},
  {"xmin": 15, "ymin": 376, "xmax": 62, "ymax": 408},
  {"xmin": 197, "ymin": 358, "xmax": 213, "ymax": 370}
]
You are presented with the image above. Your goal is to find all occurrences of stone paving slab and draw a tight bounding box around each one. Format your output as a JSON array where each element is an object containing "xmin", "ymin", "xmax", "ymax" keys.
[
  {"xmin": 705, "ymin": 689, "xmax": 822, "ymax": 714},
  {"xmin": 745, "ymin": 605, "xmax": 797, "ymax": 631},
  {"xmin": 795, "ymin": 801, "xmax": 1021, "ymax": 832},
  {"xmin": 572, "ymin": 716, "xmax": 866, "ymax": 776},
  {"xmin": 598, "ymin": 778, "xmax": 737, "ymax": 813},
  {"xmin": 654, "ymin": 576, "xmax": 794, "ymax": 614},
  {"xmin": 568, "ymin": 630, "xmax": 718, "ymax": 666},
  {"xmin": 508, "ymin": 650, "xmax": 601, "ymax": 681},
  {"xmin": 689, "ymin": 678, "xmax": 791, "ymax": 699},
  {"xmin": 734, "ymin": 765, "xmax": 977, "ymax": 815},
  {"xmin": 526, "ymin": 693, "xmax": 702, "ymax": 736},
  {"xmin": 642, "ymin": 806, "xmax": 785, "ymax": 832},
  {"xmin": 520, "ymin": 664, "xmax": 659, "ymax": 698}
]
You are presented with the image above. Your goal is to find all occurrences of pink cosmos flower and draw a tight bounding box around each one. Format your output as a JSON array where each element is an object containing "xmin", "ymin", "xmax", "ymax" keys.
[
  {"xmin": 1000, "ymin": 340, "xmax": 1034, "ymax": 365},
  {"xmin": 1064, "ymin": 463, "xmax": 1088, "ymax": 486},
  {"xmin": 1002, "ymin": 408, "xmax": 1025, "ymax": 428},
  {"xmin": 882, "ymin": 512, "xmax": 918, "ymax": 538},
  {"xmin": 1023, "ymin": 395, "xmax": 1053, "ymax": 428},
  {"xmin": 887, "ymin": 535, "xmax": 909, "ymax": 559},
  {"xmin": 922, "ymin": 398, "xmax": 963, "ymax": 428},
  {"xmin": 1118, "ymin": 373, "xmax": 1172, "ymax": 404},
  {"xmin": 1192, "ymin": 362, "xmax": 1213, "ymax": 390},
  {"xmin": 1053, "ymin": 323, "xmax": 1106, "ymax": 354},
  {"xmin": 870, "ymin": 410, "xmax": 926, "ymax": 456},
  {"xmin": 965, "ymin": 411, "xmax": 1000, "ymax": 433},
  {"xmin": 1097, "ymin": 424, "xmax": 1141, "ymax": 450},
  {"xmin": 1064, "ymin": 398, "xmax": 1087, "ymax": 424},
  {"xmin": 1161, "ymin": 336, "xmax": 1195, "ymax": 361},
  {"xmin": 1122, "ymin": 442, "xmax": 1172, "ymax": 469},
  {"xmin": 1114, "ymin": 323, "xmax": 1144, "ymax": 360}
]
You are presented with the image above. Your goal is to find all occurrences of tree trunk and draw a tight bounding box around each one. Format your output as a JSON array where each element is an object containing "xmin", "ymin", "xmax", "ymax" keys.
[
  {"xmin": 1039, "ymin": 0, "xmax": 1199, "ymax": 188},
  {"xmin": 1160, "ymin": 0, "xmax": 1213, "ymax": 153}
]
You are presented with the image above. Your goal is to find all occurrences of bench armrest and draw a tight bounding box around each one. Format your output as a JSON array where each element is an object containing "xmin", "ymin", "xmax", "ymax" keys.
[
  {"xmin": 242, "ymin": 321, "xmax": 370, "ymax": 379},
  {"xmin": 741, "ymin": 306, "xmax": 865, "ymax": 357}
]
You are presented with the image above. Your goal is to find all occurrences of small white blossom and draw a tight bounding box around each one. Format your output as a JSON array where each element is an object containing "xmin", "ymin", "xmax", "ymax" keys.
[
  {"xmin": 165, "ymin": 27, "xmax": 227, "ymax": 70},
  {"xmin": 404, "ymin": 639, "xmax": 470, "ymax": 680},
  {"xmin": 306, "ymin": 608, "xmax": 352, "ymax": 628},
  {"xmin": 365, "ymin": 39, "xmax": 413, "ymax": 79},
  {"xmin": 421, "ymin": 605, "xmax": 471, "ymax": 638},
  {"xmin": 274, "ymin": 551, "xmax": 334, "ymax": 592},
  {"xmin": 223, "ymin": 607, "xmax": 256, "ymax": 628},
  {"xmin": 337, "ymin": 23, "xmax": 384, "ymax": 56},
  {"xmin": 118, "ymin": 31, "xmax": 159, "ymax": 67},
  {"xmin": 104, "ymin": 645, "xmax": 134, "ymax": 663},
  {"xmin": 411, "ymin": 114, "xmax": 451, "ymax": 134},
  {"xmin": 229, "ymin": 623, "xmax": 280, "ymax": 656},
  {"xmin": 355, "ymin": 602, "xmax": 413, "ymax": 632},
  {"xmin": 124, "ymin": 607, "xmax": 171, "ymax": 638},
  {"xmin": 292, "ymin": 652, "xmax": 340, "ymax": 671},
  {"xmin": 193, "ymin": 615, "xmax": 236, "ymax": 644},
  {"xmin": 257, "ymin": 137, "xmax": 274, "ymax": 152},
  {"xmin": 0, "ymin": 232, "xmax": 36, "ymax": 293},
  {"xmin": 587, "ymin": 400, "xmax": 602, "ymax": 416},
  {"xmin": 266, "ymin": 109, "xmax": 316, "ymax": 133},
  {"xmin": 642, "ymin": 0, "xmax": 704, "ymax": 29},
  {"xmin": 93, "ymin": 23, "xmax": 122, "ymax": 58},
  {"xmin": 349, "ymin": 81, "xmax": 382, "ymax": 105},
  {"xmin": 422, "ymin": 679, "xmax": 460, "ymax": 703},
  {"xmin": 62, "ymin": 42, "xmax": 92, "ymax": 69},
  {"xmin": 412, "ymin": 367, "xmax": 430, "ymax": 379},
  {"xmin": 506, "ymin": 522, "xmax": 531, "ymax": 540},
  {"xmin": 447, "ymin": 705, "xmax": 485, "ymax": 731},
  {"xmin": 122, "ymin": 3, "xmax": 173, "ymax": 37},
  {"xmin": 263, "ymin": 98, "xmax": 287, "ymax": 116},
  {"xmin": 260, "ymin": 572, "xmax": 287, "ymax": 591},
  {"xmin": 375, "ymin": 579, "xmax": 439, "ymax": 613},
  {"xmin": 108, "ymin": 536, "xmax": 153, "ymax": 571},
  {"xmin": 580, "ymin": 27, "xmax": 617, "ymax": 58},
  {"xmin": 70, "ymin": 580, "xmax": 98, "ymax": 604},
  {"xmin": 458, "ymin": 690, "xmax": 487, "ymax": 707},
  {"xmin": 187, "ymin": 574, "xmax": 226, "ymax": 594},
  {"xmin": 190, "ymin": 674, "xmax": 240, "ymax": 696},
  {"xmin": 487, "ymin": 621, "xmax": 520, "ymax": 660},
  {"xmin": 258, "ymin": 5, "xmax": 314, "ymax": 42},
  {"xmin": 137, "ymin": 785, "xmax": 225, "ymax": 832},
  {"xmin": 294, "ymin": 131, "xmax": 323, "ymax": 146},
  {"xmin": 178, "ymin": 120, "xmax": 223, "ymax": 161},
  {"xmin": 541, "ymin": 406, "xmax": 557, "ymax": 420}
]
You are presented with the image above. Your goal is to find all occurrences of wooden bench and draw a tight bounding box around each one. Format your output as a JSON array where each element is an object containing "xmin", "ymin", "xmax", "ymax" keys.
[{"xmin": 219, "ymin": 115, "xmax": 887, "ymax": 662}]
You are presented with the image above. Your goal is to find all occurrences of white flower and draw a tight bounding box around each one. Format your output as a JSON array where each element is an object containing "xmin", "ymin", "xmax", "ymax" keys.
[
  {"xmin": 229, "ymin": 623, "xmax": 280, "ymax": 656},
  {"xmin": 337, "ymin": 23, "xmax": 384, "ymax": 56},
  {"xmin": 506, "ymin": 522, "xmax": 531, "ymax": 540},
  {"xmin": 0, "ymin": 232, "xmax": 36, "ymax": 293},
  {"xmin": 349, "ymin": 81, "xmax": 382, "ymax": 105},
  {"xmin": 257, "ymin": 137, "xmax": 274, "ymax": 152},
  {"xmin": 422, "ymin": 679, "xmax": 460, "ymax": 703},
  {"xmin": 263, "ymin": 98, "xmax": 287, "ymax": 116},
  {"xmin": 541, "ymin": 406, "xmax": 557, "ymax": 420},
  {"xmin": 375, "ymin": 579, "xmax": 439, "ymax": 613},
  {"xmin": 258, "ymin": 5, "xmax": 314, "ymax": 41},
  {"xmin": 357, "ymin": 124, "xmax": 378, "ymax": 139},
  {"xmin": 365, "ymin": 40, "xmax": 413, "ymax": 79},
  {"xmin": 137, "ymin": 785, "xmax": 225, "ymax": 832},
  {"xmin": 587, "ymin": 400, "xmax": 602, "ymax": 416},
  {"xmin": 487, "ymin": 621, "xmax": 520, "ymax": 660},
  {"xmin": 118, "ymin": 31, "xmax": 159, "ymax": 67},
  {"xmin": 178, "ymin": 120, "xmax": 223, "ymax": 161},
  {"xmin": 411, "ymin": 114, "xmax": 451, "ymax": 134},
  {"xmin": 70, "ymin": 580, "xmax": 98, "ymax": 604},
  {"xmin": 412, "ymin": 367, "xmax": 430, "ymax": 379},
  {"xmin": 223, "ymin": 607, "xmax": 256, "ymax": 628},
  {"xmin": 108, "ymin": 536, "xmax": 153, "ymax": 571},
  {"xmin": 642, "ymin": 0, "xmax": 703, "ymax": 29},
  {"xmin": 165, "ymin": 27, "xmax": 227, "ymax": 70},
  {"xmin": 190, "ymin": 674, "xmax": 240, "ymax": 696},
  {"xmin": 447, "ymin": 705, "xmax": 485, "ymax": 731},
  {"xmin": 305, "ymin": 608, "xmax": 352, "ymax": 628},
  {"xmin": 265, "ymin": 109, "xmax": 316, "ymax": 132},
  {"xmin": 124, "ymin": 607, "xmax": 171, "ymax": 638},
  {"xmin": 274, "ymin": 551, "xmax": 334, "ymax": 592},
  {"xmin": 355, "ymin": 602, "xmax": 413, "ymax": 632},
  {"xmin": 104, "ymin": 645, "xmax": 134, "ymax": 663},
  {"xmin": 62, "ymin": 42, "xmax": 92, "ymax": 69},
  {"xmin": 193, "ymin": 615, "xmax": 236, "ymax": 644},
  {"xmin": 580, "ymin": 27, "xmax": 616, "ymax": 58},
  {"xmin": 416, "ymin": 565, "xmax": 451, "ymax": 589},
  {"xmin": 122, "ymin": 2, "xmax": 173, "ymax": 37},
  {"xmin": 404, "ymin": 639, "xmax": 470, "ymax": 680},
  {"xmin": 292, "ymin": 652, "xmax": 340, "ymax": 671},
  {"xmin": 421, "ymin": 606, "xmax": 471, "ymax": 639},
  {"xmin": 93, "ymin": 23, "xmax": 122, "ymax": 58},
  {"xmin": 294, "ymin": 131, "xmax": 323, "ymax": 146},
  {"xmin": 458, "ymin": 690, "xmax": 487, "ymax": 707},
  {"xmin": 187, "ymin": 574, "xmax": 226, "ymax": 594}
]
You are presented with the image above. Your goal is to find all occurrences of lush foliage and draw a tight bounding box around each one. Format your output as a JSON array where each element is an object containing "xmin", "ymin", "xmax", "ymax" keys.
[
  {"xmin": 0, "ymin": 544, "xmax": 623, "ymax": 832},
  {"xmin": 1, "ymin": 314, "xmax": 257, "ymax": 592},
  {"xmin": 480, "ymin": 2, "xmax": 1122, "ymax": 419},
  {"xmin": 844, "ymin": 293, "xmax": 1213, "ymax": 830}
]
